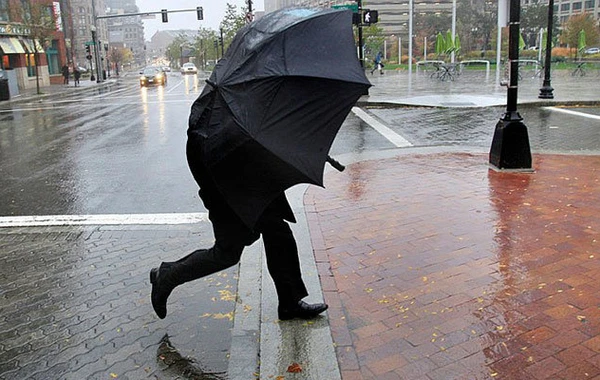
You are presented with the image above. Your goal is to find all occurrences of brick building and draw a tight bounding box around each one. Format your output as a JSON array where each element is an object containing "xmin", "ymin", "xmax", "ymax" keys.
[{"xmin": 0, "ymin": 0, "xmax": 69, "ymax": 93}]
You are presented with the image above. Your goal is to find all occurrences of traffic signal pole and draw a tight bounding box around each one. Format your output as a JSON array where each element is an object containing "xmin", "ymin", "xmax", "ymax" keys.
[{"xmin": 357, "ymin": 0, "xmax": 364, "ymax": 68}]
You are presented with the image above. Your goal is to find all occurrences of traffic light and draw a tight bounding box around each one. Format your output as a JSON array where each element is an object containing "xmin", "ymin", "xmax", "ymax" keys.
[
  {"xmin": 161, "ymin": 9, "xmax": 168, "ymax": 23},
  {"xmin": 214, "ymin": 40, "xmax": 218, "ymax": 49},
  {"xmin": 85, "ymin": 45, "xmax": 92, "ymax": 60},
  {"xmin": 197, "ymin": 6, "xmax": 203, "ymax": 20},
  {"xmin": 362, "ymin": 10, "xmax": 378, "ymax": 25}
]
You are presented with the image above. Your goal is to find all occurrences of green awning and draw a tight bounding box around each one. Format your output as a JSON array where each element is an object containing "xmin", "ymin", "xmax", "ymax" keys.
[{"xmin": 0, "ymin": 37, "xmax": 26, "ymax": 54}]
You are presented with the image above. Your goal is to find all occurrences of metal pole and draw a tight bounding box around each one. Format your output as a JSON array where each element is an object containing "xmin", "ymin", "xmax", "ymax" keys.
[
  {"xmin": 220, "ymin": 28, "xmax": 224, "ymax": 57},
  {"xmin": 496, "ymin": 0, "xmax": 507, "ymax": 85},
  {"xmin": 408, "ymin": 0, "xmax": 413, "ymax": 75},
  {"xmin": 91, "ymin": 0, "xmax": 102, "ymax": 82},
  {"xmin": 489, "ymin": 0, "xmax": 532, "ymax": 171},
  {"xmin": 357, "ymin": 0, "xmax": 364, "ymax": 68},
  {"xmin": 398, "ymin": 36, "xmax": 401, "ymax": 64},
  {"xmin": 451, "ymin": 0, "xmax": 456, "ymax": 63},
  {"xmin": 539, "ymin": 0, "xmax": 554, "ymax": 99},
  {"xmin": 506, "ymin": 0, "xmax": 519, "ymax": 114}
]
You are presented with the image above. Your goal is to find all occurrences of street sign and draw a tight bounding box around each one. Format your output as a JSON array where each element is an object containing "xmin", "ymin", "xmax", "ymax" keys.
[
  {"xmin": 332, "ymin": 4, "xmax": 358, "ymax": 13},
  {"xmin": 84, "ymin": 41, "xmax": 94, "ymax": 46}
]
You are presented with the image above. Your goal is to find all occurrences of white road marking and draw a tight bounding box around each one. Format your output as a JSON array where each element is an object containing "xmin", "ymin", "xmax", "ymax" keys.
[
  {"xmin": 0, "ymin": 213, "xmax": 209, "ymax": 227},
  {"xmin": 351, "ymin": 107, "xmax": 413, "ymax": 147},
  {"xmin": 167, "ymin": 79, "xmax": 185, "ymax": 93},
  {"xmin": 545, "ymin": 106, "xmax": 600, "ymax": 121}
]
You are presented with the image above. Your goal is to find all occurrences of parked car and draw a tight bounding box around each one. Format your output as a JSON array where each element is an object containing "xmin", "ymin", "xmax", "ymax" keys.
[
  {"xmin": 180, "ymin": 62, "xmax": 198, "ymax": 75},
  {"xmin": 139, "ymin": 66, "xmax": 167, "ymax": 87},
  {"xmin": 584, "ymin": 47, "xmax": 600, "ymax": 55}
]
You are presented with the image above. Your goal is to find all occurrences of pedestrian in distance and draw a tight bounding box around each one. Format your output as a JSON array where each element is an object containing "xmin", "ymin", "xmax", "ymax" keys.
[
  {"xmin": 61, "ymin": 64, "xmax": 69, "ymax": 85},
  {"xmin": 370, "ymin": 51, "xmax": 385, "ymax": 75},
  {"xmin": 149, "ymin": 133, "xmax": 329, "ymax": 321},
  {"xmin": 73, "ymin": 67, "xmax": 81, "ymax": 87}
]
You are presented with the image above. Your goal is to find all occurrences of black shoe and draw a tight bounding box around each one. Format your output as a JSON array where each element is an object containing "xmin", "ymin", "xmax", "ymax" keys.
[
  {"xmin": 278, "ymin": 300, "xmax": 328, "ymax": 320},
  {"xmin": 150, "ymin": 265, "xmax": 175, "ymax": 319}
]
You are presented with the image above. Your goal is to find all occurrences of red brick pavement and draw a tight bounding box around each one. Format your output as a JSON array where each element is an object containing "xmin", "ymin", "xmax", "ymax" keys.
[{"xmin": 305, "ymin": 153, "xmax": 600, "ymax": 380}]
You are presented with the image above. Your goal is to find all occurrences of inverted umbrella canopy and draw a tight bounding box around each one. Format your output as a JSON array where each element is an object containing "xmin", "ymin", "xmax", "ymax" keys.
[{"xmin": 188, "ymin": 8, "xmax": 372, "ymax": 229}]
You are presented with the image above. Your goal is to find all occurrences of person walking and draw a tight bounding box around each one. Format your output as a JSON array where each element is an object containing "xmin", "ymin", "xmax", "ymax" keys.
[
  {"xmin": 149, "ymin": 120, "xmax": 329, "ymax": 321},
  {"xmin": 73, "ymin": 67, "xmax": 81, "ymax": 87},
  {"xmin": 370, "ymin": 51, "xmax": 385, "ymax": 75},
  {"xmin": 61, "ymin": 64, "xmax": 69, "ymax": 84}
]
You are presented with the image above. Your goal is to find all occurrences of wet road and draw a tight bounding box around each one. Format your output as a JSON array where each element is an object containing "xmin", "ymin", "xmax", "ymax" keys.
[{"xmin": 2, "ymin": 72, "xmax": 599, "ymax": 217}]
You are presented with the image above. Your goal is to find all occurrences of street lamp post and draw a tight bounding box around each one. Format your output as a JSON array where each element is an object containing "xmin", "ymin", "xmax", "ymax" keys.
[
  {"xmin": 489, "ymin": 0, "xmax": 532, "ymax": 171},
  {"xmin": 539, "ymin": 0, "xmax": 554, "ymax": 99},
  {"xmin": 91, "ymin": 0, "xmax": 102, "ymax": 83}
]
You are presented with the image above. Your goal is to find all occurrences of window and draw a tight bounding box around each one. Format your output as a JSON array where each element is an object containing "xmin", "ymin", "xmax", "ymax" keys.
[
  {"xmin": 573, "ymin": 2, "xmax": 582, "ymax": 10},
  {"xmin": 585, "ymin": 0, "xmax": 595, "ymax": 8},
  {"xmin": 560, "ymin": 3, "xmax": 570, "ymax": 11},
  {"xmin": 26, "ymin": 53, "xmax": 36, "ymax": 77},
  {"xmin": 0, "ymin": 0, "xmax": 8, "ymax": 21}
]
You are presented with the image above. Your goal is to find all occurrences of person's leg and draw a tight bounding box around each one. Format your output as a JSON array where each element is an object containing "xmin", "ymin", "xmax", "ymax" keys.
[
  {"xmin": 261, "ymin": 218, "xmax": 307, "ymax": 303},
  {"xmin": 151, "ymin": 134, "xmax": 259, "ymax": 319},
  {"xmin": 258, "ymin": 205, "xmax": 327, "ymax": 320},
  {"xmin": 150, "ymin": 203, "xmax": 259, "ymax": 319}
]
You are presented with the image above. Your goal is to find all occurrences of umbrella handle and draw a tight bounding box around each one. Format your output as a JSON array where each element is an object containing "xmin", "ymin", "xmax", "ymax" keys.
[{"xmin": 326, "ymin": 156, "xmax": 345, "ymax": 172}]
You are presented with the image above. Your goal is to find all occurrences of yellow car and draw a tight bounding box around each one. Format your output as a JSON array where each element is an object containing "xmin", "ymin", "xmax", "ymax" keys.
[{"xmin": 140, "ymin": 67, "xmax": 168, "ymax": 87}]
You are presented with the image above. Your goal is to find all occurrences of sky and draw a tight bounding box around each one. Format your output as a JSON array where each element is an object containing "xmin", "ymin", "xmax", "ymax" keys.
[{"xmin": 138, "ymin": 1, "xmax": 265, "ymax": 41}]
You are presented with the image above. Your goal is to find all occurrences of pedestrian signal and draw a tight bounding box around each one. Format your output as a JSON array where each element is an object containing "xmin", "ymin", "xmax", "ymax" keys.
[
  {"xmin": 161, "ymin": 9, "xmax": 168, "ymax": 23},
  {"xmin": 362, "ymin": 10, "xmax": 378, "ymax": 25}
]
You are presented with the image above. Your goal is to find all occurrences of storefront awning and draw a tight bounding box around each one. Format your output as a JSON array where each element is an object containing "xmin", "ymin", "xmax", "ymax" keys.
[
  {"xmin": 0, "ymin": 37, "xmax": 26, "ymax": 54},
  {"xmin": 20, "ymin": 38, "xmax": 45, "ymax": 53}
]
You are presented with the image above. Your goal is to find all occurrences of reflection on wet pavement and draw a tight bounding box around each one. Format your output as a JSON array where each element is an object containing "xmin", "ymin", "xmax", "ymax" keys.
[
  {"xmin": 306, "ymin": 153, "xmax": 600, "ymax": 379},
  {"xmin": 157, "ymin": 334, "xmax": 226, "ymax": 379}
]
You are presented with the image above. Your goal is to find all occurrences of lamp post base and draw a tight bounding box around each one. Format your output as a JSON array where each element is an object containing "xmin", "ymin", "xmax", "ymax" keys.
[
  {"xmin": 489, "ymin": 114, "xmax": 533, "ymax": 171},
  {"xmin": 539, "ymin": 84, "xmax": 554, "ymax": 99}
]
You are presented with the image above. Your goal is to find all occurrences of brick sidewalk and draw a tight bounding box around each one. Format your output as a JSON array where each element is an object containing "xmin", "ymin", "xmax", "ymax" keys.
[{"xmin": 306, "ymin": 152, "xmax": 600, "ymax": 379}]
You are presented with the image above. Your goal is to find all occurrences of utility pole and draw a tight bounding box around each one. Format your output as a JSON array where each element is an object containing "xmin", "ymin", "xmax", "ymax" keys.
[
  {"xmin": 489, "ymin": 0, "xmax": 532, "ymax": 171},
  {"xmin": 357, "ymin": 0, "xmax": 364, "ymax": 67},
  {"xmin": 91, "ymin": 0, "xmax": 103, "ymax": 83}
]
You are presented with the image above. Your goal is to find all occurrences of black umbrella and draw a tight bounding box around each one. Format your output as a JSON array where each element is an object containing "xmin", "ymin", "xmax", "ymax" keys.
[{"xmin": 188, "ymin": 7, "xmax": 371, "ymax": 229}]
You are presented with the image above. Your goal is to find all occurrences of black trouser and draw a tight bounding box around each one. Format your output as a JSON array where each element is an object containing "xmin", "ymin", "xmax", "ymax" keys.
[{"xmin": 160, "ymin": 135, "xmax": 309, "ymax": 305}]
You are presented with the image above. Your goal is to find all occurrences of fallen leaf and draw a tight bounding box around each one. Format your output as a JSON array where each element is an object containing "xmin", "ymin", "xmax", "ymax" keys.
[
  {"xmin": 287, "ymin": 363, "xmax": 302, "ymax": 373},
  {"xmin": 110, "ymin": 373, "xmax": 118, "ymax": 378}
]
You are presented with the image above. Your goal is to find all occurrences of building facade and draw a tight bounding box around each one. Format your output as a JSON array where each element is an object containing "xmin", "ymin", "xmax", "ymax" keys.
[
  {"xmin": 549, "ymin": 0, "xmax": 599, "ymax": 24},
  {"xmin": 0, "ymin": 0, "xmax": 69, "ymax": 94},
  {"xmin": 263, "ymin": 0, "xmax": 454, "ymax": 36},
  {"xmin": 66, "ymin": 0, "xmax": 108, "ymax": 70},
  {"xmin": 104, "ymin": 0, "xmax": 145, "ymax": 66}
]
